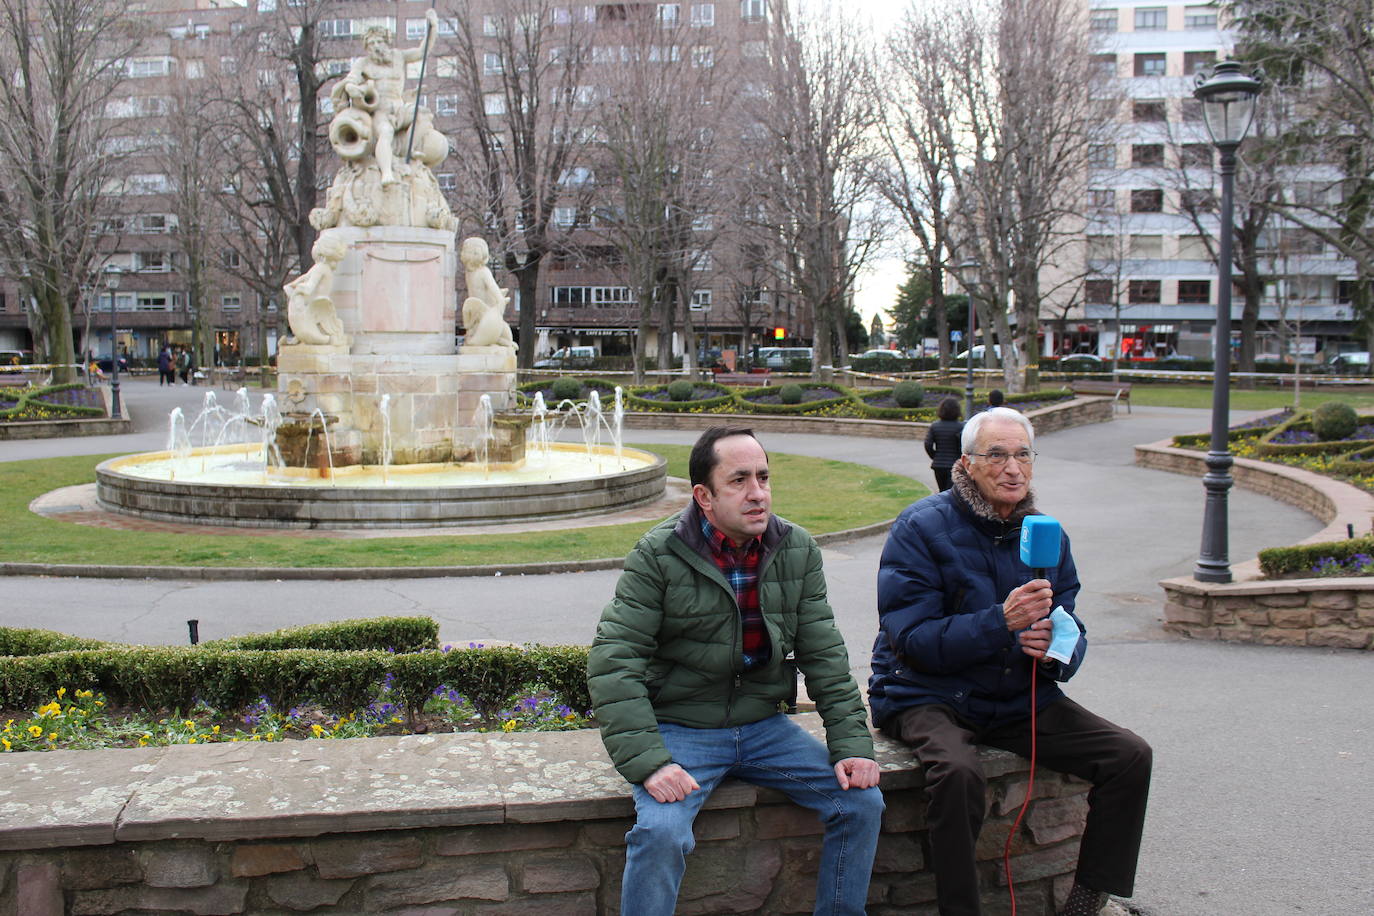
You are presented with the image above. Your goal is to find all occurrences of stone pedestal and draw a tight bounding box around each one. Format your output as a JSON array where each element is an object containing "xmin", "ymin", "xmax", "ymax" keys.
[{"xmin": 275, "ymin": 227, "xmax": 516, "ymax": 467}]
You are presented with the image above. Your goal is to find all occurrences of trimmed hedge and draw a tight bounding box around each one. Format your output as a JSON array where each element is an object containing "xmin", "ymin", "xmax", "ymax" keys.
[
  {"xmin": 735, "ymin": 385, "xmax": 854, "ymax": 416},
  {"xmin": 0, "ymin": 618, "xmax": 592, "ymax": 724},
  {"xmin": 623, "ymin": 381, "xmax": 735, "ymax": 413},
  {"xmin": 1259, "ymin": 535, "xmax": 1374, "ymax": 579}
]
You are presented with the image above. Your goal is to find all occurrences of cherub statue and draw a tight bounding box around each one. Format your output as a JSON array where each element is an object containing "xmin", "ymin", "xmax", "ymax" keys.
[
  {"xmin": 459, "ymin": 237, "xmax": 516, "ymax": 351},
  {"xmin": 284, "ymin": 232, "xmax": 349, "ymax": 347}
]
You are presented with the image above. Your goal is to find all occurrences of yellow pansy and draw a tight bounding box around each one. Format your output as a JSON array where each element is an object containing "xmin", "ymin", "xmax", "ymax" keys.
[
  {"xmin": 56, "ymin": 687, "xmax": 66, "ymax": 698},
  {"xmin": 28, "ymin": 725, "xmax": 42, "ymax": 738}
]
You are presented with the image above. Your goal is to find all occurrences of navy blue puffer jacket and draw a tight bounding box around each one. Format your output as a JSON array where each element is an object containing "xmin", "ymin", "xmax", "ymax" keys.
[{"xmin": 868, "ymin": 475, "xmax": 1085, "ymax": 730}]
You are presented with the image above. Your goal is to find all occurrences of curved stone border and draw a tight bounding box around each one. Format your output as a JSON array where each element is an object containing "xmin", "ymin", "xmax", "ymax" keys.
[
  {"xmin": 1136, "ymin": 438, "xmax": 1374, "ymax": 650},
  {"xmin": 0, "ymin": 385, "xmax": 133, "ymax": 440}
]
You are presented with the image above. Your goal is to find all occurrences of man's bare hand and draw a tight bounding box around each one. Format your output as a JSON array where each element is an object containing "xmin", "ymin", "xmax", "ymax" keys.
[
  {"xmin": 1018, "ymin": 617, "xmax": 1052, "ymax": 659},
  {"xmin": 834, "ymin": 757, "xmax": 880, "ymax": 790},
  {"xmin": 1003, "ymin": 579, "xmax": 1053, "ymax": 631},
  {"xmin": 643, "ymin": 763, "xmax": 700, "ymax": 804}
]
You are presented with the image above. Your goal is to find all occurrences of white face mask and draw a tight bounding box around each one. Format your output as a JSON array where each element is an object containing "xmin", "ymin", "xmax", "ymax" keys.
[{"xmin": 1045, "ymin": 606, "xmax": 1082, "ymax": 664}]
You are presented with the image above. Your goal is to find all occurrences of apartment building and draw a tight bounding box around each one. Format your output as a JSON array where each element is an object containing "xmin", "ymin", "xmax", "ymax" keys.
[
  {"xmin": 0, "ymin": 0, "xmax": 801, "ymax": 368},
  {"xmin": 1080, "ymin": 0, "xmax": 1357, "ymax": 362}
]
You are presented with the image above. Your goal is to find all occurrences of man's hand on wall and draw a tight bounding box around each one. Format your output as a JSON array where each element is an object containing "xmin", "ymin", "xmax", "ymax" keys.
[
  {"xmin": 833, "ymin": 758, "xmax": 880, "ymax": 790},
  {"xmin": 644, "ymin": 763, "xmax": 700, "ymax": 804}
]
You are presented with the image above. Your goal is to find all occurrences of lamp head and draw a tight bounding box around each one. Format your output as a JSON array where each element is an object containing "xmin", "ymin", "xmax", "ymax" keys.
[
  {"xmin": 104, "ymin": 266, "xmax": 122, "ymax": 291},
  {"xmin": 957, "ymin": 258, "xmax": 980, "ymax": 289},
  {"xmin": 1193, "ymin": 60, "xmax": 1262, "ymax": 149}
]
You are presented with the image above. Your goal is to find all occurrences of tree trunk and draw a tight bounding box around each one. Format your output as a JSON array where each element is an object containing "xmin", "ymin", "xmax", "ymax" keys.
[
  {"xmin": 515, "ymin": 257, "xmax": 539, "ymax": 369},
  {"xmin": 40, "ymin": 287, "xmax": 77, "ymax": 385}
]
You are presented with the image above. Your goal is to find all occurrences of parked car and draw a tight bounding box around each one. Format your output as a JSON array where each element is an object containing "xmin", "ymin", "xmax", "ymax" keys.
[
  {"xmin": 1058, "ymin": 353, "xmax": 1105, "ymax": 368},
  {"xmin": 851, "ymin": 348, "xmax": 905, "ymax": 361},
  {"xmin": 757, "ymin": 347, "xmax": 813, "ymax": 369},
  {"xmin": 954, "ymin": 344, "xmax": 1006, "ymax": 361},
  {"xmin": 534, "ymin": 345, "xmax": 597, "ymax": 369},
  {"xmin": 0, "ymin": 349, "xmax": 33, "ymax": 367},
  {"xmin": 1323, "ymin": 351, "xmax": 1370, "ymax": 374}
]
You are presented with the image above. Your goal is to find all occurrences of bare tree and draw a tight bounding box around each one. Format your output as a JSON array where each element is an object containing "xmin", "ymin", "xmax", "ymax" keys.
[
  {"xmin": 589, "ymin": 6, "xmax": 734, "ymax": 382},
  {"xmin": 1233, "ymin": 0, "xmax": 1374, "ymax": 348},
  {"xmin": 0, "ymin": 0, "xmax": 142, "ymax": 381},
  {"xmin": 932, "ymin": 0, "xmax": 1107, "ymax": 391},
  {"xmin": 755, "ymin": 2, "xmax": 887, "ymax": 379},
  {"xmin": 874, "ymin": 4, "xmax": 960, "ymax": 369},
  {"xmin": 443, "ymin": 0, "xmax": 595, "ymax": 369}
]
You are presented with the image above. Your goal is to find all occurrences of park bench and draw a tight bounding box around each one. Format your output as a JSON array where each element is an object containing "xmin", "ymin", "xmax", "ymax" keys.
[
  {"xmin": 712, "ymin": 370, "xmax": 771, "ymax": 386},
  {"xmin": 1070, "ymin": 378, "xmax": 1131, "ymax": 413},
  {"xmin": 216, "ymin": 366, "xmax": 248, "ymax": 390}
]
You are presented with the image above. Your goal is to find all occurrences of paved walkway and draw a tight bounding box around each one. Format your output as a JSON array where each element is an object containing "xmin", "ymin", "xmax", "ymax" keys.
[{"xmin": 2, "ymin": 378, "xmax": 1371, "ymax": 915}]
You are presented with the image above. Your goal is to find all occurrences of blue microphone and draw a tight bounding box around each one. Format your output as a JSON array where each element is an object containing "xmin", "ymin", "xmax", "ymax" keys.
[
  {"xmin": 1019, "ymin": 515, "xmax": 1062, "ymax": 576},
  {"xmin": 1019, "ymin": 515, "xmax": 1080, "ymax": 663}
]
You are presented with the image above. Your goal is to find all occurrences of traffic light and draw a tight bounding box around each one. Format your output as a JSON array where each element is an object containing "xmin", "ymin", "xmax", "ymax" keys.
[{"xmin": 773, "ymin": 327, "xmax": 785, "ymax": 340}]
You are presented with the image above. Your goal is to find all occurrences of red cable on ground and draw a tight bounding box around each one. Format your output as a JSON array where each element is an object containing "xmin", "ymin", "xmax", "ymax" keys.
[{"xmin": 1004, "ymin": 661, "xmax": 1039, "ymax": 916}]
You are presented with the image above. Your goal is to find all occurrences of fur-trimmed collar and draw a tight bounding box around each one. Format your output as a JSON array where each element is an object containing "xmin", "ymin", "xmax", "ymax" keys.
[{"xmin": 950, "ymin": 461, "xmax": 1037, "ymax": 525}]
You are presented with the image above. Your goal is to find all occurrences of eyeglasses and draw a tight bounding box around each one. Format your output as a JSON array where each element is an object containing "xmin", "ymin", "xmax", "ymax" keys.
[{"xmin": 967, "ymin": 449, "xmax": 1036, "ymax": 467}]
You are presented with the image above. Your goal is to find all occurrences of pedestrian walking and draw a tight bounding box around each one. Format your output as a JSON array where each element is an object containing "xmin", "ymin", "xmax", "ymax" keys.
[
  {"xmin": 157, "ymin": 345, "xmax": 172, "ymax": 386},
  {"xmin": 176, "ymin": 347, "xmax": 190, "ymax": 385},
  {"xmin": 924, "ymin": 396, "xmax": 964, "ymax": 492}
]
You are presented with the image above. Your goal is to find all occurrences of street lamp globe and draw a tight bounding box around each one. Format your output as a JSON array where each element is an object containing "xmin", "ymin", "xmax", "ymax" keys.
[{"xmin": 1193, "ymin": 60, "xmax": 1262, "ymax": 150}]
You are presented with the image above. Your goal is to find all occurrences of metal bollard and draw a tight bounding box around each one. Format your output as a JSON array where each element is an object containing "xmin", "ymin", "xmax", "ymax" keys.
[{"xmin": 187, "ymin": 619, "xmax": 200, "ymax": 645}]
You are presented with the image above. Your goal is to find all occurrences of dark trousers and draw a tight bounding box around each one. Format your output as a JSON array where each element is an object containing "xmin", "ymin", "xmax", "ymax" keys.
[
  {"xmin": 886, "ymin": 697, "xmax": 1151, "ymax": 916},
  {"xmin": 933, "ymin": 466, "xmax": 954, "ymax": 492}
]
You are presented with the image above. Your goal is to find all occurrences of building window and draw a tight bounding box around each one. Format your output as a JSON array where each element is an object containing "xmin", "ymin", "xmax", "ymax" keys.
[
  {"xmin": 222, "ymin": 250, "xmax": 241, "ymax": 269},
  {"xmin": 483, "ymin": 15, "xmax": 499, "ymax": 36},
  {"xmin": 484, "ymin": 52, "xmax": 504, "ymax": 75},
  {"xmin": 222, "ymin": 294, "xmax": 241, "ymax": 311},
  {"xmin": 1181, "ymin": 99, "xmax": 1204, "ymax": 122},
  {"xmin": 1133, "ymin": 99, "xmax": 1166, "ymax": 122},
  {"xmin": 741, "ymin": 0, "xmax": 766, "ymax": 23},
  {"xmin": 437, "ymin": 173, "xmax": 456, "ymax": 191},
  {"xmin": 690, "ymin": 289, "xmax": 712, "ymax": 310},
  {"xmin": 1178, "ymin": 235, "xmax": 1210, "ymax": 259},
  {"xmin": 1128, "ymin": 280, "xmax": 1161, "ymax": 304},
  {"xmin": 1281, "ymin": 228, "xmax": 1325, "ymax": 255},
  {"xmin": 553, "ymin": 206, "xmax": 576, "ymax": 228},
  {"xmin": 1088, "ymin": 144, "xmax": 1116, "ymax": 168},
  {"xmin": 484, "ymin": 93, "xmax": 506, "ymax": 116},
  {"xmin": 136, "ymin": 294, "xmax": 171, "ymax": 312},
  {"xmin": 1134, "ymin": 53, "xmax": 1167, "ymax": 77},
  {"xmin": 691, "ymin": 250, "xmax": 713, "ymax": 271},
  {"xmin": 1130, "ymin": 189, "xmax": 1164, "ymax": 212},
  {"xmin": 1178, "ymin": 280, "xmax": 1211, "ymax": 303},
  {"xmin": 1088, "ymin": 189, "xmax": 1115, "ymax": 211},
  {"xmin": 657, "ymin": 3, "xmax": 679, "ymax": 26},
  {"xmin": 692, "ymin": 45, "xmax": 714, "ymax": 67},
  {"xmin": 318, "ymin": 19, "xmax": 356, "ymax": 39},
  {"xmin": 1184, "ymin": 6, "xmax": 1217, "ymax": 30},
  {"xmin": 1090, "ymin": 9, "xmax": 1117, "ymax": 31},
  {"xmin": 1183, "ymin": 51, "xmax": 1216, "ymax": 75},
  {"xmin": 1132, "ymin": 144, "xmax": 1164, "ymax": 168},
  {"xmin": 1338, "ymin": 280, "xmax": 1356, "ymax": 303},
  {"xmin": 1129, "ymin": 235, "xmax": 1164, "ymax": 258},
  {"xmin": 434, "ymin": 94, "xmax": 459, "ymax": 116},
  {"xmin": 1086, "ymin": 236, "xmax": 1116, "ymax": 260},
  {"xmin": 1134, "ymin": 7, "xmax": 1167, "ymax": 30},
  {"xmin": 1085, "ymin": 279, "xmax": 1114, "ymax": 303},
  {"xmin": 1180, "ymin": 188, "xmax": 1216, "ymax": 212},
  {"xmin": 691, "ymin": 3, "xmax": 715, "ymax": 27},
  {"xmin": 559, "ymin": 166, "xmax": 594, "ymax": 186},
  {"xmin": 1180, "ymin": 144, "xmax": 1214, "ymax": 168},
  {"xmin": 405, "ymin": 19, "xmax": 427, "ymax": 40},
  {"xmin": 127, "ymin": 57, "xmax": 174, "ymax": 78},
  {"xmin": 136, "ymin": 251, "xmax": 170, "ymax": 272},
  {"xmin": 1092, "ymin": 54, "xmax": 1117, "ymax": 78}
]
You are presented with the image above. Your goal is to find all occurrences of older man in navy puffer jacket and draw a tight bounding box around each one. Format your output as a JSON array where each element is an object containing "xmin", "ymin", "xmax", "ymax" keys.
[{"xmin": 869, "ymin": 407, "xmax": 1152, "ymax": 916}]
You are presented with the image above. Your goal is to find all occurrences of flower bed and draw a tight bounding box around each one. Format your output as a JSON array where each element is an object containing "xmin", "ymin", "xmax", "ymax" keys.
[
  {"xmin": 0, "ymin": 618, "xmax": 595, "ymax": 754},
  {"xmin": 0, "ymin": 383, "xmax": 105, "ymax": 422}
]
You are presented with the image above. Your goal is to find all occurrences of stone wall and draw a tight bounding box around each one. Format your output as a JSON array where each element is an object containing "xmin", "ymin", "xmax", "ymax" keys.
[
  {"xmin": 623, "ymin": 397, "xmax": 1114, "ymax": 441},
  {"xmin": 1137, "ymin": 439, "xmax": 1374, "ymax": 650},
  {"xmin": 0, "ymin": 716, "xmax": 1089, "ymax": 915}
]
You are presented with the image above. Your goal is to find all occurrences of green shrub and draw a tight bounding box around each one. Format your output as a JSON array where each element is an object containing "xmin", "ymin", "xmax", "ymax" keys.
[
  {"xmin": 549, "ymin": 377, "xmax": 583, "ymax": 402},
  {"xmin": 0, "ymin": 627, "xmax": 111, "ymax": 657},
  {"xmin": 779, "ymin": 384, "xmax": 804, "ymax": 405},
  {"xmin": 204, "ymin": 617, "xmax": 438, "ymax": 653},
  {"xmin": 893, "ymin": 380, "xmax": 925, "ymax": 408},
  {"xmin": 1259, "ymin": 535, "xmax": 1374, "ymax": 579},
  {"xmin": 1313, "ymin": 401, "xmax": 1358, "ymax": 441},
  {"xmin": 667, "ymin": 380, "xmax": 696, "ymax": 401}
]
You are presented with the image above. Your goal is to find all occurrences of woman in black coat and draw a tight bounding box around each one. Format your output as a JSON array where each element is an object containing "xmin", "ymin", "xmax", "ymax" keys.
[{"xmin": 924, "ymin": 396, "xmax": 964, "ymax": 492}]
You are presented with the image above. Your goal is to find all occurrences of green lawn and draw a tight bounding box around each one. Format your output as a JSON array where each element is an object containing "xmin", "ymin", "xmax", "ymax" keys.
[
  {"xmin": 0, "ymin": 444, "xmax": 925, "ymax": 569},
  {"xmin": 1128, "ymin": 383, "xmax": 1374, "ymax": 411}
]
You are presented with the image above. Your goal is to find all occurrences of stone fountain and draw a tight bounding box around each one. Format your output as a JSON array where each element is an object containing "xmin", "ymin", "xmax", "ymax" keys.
[{"xmin": 93, "ymin": 21, "xmax": 666, "ymax": 528}]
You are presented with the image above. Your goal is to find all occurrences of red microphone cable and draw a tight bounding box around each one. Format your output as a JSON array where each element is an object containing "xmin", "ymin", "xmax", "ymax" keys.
[{"xmin": 1004, "ymin": 647, "xmax": 1041, "ymax": 916}]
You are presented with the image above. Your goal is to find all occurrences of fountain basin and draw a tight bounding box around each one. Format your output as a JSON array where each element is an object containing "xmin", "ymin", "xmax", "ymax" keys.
[{"xmin": 95, "ymin": 443, "xmax": 667, "ymax": 529}]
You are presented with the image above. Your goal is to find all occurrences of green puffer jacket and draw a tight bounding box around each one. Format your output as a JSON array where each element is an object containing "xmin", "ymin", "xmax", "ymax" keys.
[{"xmin": 588, "ymin": 501, "xmax": 874, "ymax": 785}]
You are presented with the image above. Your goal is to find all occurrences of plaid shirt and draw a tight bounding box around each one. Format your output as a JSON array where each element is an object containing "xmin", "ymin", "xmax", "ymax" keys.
[{"xmin": 701, "ymin": 518, "xmax": 771, "ymax": 671}]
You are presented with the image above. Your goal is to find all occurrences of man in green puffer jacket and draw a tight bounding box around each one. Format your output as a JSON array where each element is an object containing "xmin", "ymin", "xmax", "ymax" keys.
[{"xmin": 589, "ymin": 426, "xmax": 884, "ymax": 916}]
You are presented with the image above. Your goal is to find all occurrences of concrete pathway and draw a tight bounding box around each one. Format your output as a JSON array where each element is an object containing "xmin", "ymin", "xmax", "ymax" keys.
[{"xmin": 2, "ymin": 379, "xmax": 1372, "ymax": 914}]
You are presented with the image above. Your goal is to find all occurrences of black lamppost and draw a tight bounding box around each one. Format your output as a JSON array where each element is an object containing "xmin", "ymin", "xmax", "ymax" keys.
[
  {"xmin": 104, "ymin": 267, "xmax": 123, "ymax": 420},
  {"xmin": 957, "ymin": 259, "xmax": 980, "ymax": 419},
  {"xmin": 1193, "ymin": 60, "xmax": 1262, "ymax": 583}
]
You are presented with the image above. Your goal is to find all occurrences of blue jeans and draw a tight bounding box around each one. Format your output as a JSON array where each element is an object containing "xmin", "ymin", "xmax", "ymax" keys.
[{"xmin": 622, "ymin": 714, "xmax": 884, "ymax": 916}]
